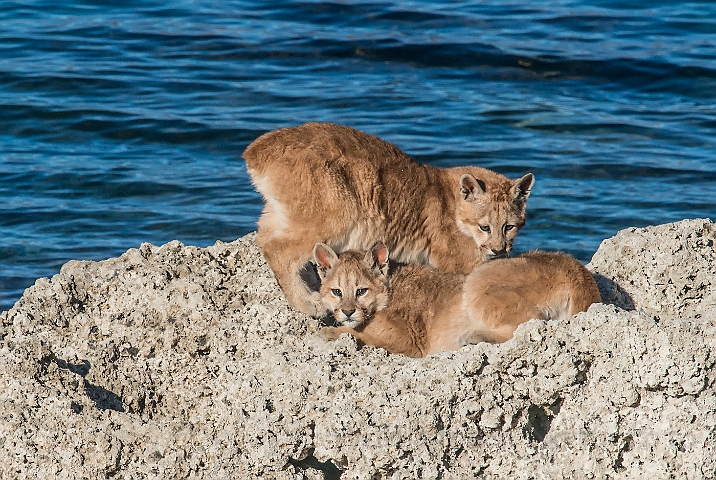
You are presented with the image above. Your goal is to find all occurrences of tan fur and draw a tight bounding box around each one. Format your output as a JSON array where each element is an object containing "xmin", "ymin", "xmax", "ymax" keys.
[
  {"xmin": 243, "ymin": 122, "xmax": 534, "ymax": 316},
  {"xmin": 460, "ymin": 251, "xmax": 602, "ymax": 344},
  {"xmin": 316, "ymin": 243, "xmax": 466, "ymax": 358},
  {"xmin": 313, "ymin": 242, "xmax": 391, "ymax": 329},
  {"xmin": 316, "ymin": 245, "xmax": 601, "ymax": 357}
]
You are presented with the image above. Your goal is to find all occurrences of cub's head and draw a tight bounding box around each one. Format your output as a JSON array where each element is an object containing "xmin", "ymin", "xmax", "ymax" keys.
[
  {"xmin": 313, "ymin": 242, "xmax": 390, "ymax": 329},
  {"xmin": 456, "ymin": 172, "xmax": 534, "ymax": 261}
]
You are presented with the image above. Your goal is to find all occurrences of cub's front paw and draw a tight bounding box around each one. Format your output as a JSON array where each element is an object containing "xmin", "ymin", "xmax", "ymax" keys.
[{"xmin": 320, "ymin": 326, "xmax": 344, "ymax": 341}]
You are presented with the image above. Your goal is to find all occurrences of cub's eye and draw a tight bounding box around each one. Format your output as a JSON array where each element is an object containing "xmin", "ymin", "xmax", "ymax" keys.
[
  {"xmin": 356, "ymin": 288, "xmax": 368, "ymax": 297},
  {"xmin": 504, "ymin": 224, "xmax": 515, "ymax": 232},
  {"xmin": 479, "ymin": 225, "xmax": 491, "ymax": 233},
  {"xmin": 331, "ymin": 289, "xmax": 342, "ymax": 297}
]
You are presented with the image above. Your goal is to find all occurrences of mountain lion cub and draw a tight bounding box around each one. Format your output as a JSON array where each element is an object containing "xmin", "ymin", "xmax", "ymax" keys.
[
  {"xmin": 243, "ymin": 122, "xmax": 534, "ymax": 316},
  {"xmin": 315, "ymin": 243, "xmax": 601, "ymax": 357}
]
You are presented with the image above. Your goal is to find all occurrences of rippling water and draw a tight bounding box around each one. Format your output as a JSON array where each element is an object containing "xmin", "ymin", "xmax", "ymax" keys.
[{"xmin": 1, "ymin": 1, "xmax": 715, "ymax": 311}]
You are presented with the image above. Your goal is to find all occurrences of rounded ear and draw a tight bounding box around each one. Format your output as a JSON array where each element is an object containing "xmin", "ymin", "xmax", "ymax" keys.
[
  {"xmin": 313, "ymin": 243, "xmax": 338, "ymax": 276},
  {"xmin": 460, "ymin": 174, "xmax": 485, "ymax": 202},
  {"xmin": 512, "ymin": 173, "xmax": 534, "ymax": 200},
  {"xmin": 364, "ymin": 241, "xmax": 389, "ymax": 276}
]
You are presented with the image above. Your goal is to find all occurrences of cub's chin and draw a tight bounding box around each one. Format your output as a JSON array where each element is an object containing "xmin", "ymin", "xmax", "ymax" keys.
[
  {"xmin": 484, "ymin": 251, "xmax": 509, "ymax": 261},
  {"xmin": 479, "ymin": 246, "xmax": 510, "ymax": 261},
  {"xmin": 334, "ymin": 312, "xmax": 365, "ymax": 329}
]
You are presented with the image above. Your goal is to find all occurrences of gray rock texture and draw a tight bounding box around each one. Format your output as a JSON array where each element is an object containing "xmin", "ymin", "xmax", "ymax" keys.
[{"xmin": 1, "ymin": 218, "xmax": 714, "ymax": 479}]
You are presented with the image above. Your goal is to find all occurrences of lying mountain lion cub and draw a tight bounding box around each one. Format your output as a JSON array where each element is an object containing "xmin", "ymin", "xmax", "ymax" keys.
[
  {"xmin": 243, "ymin": 122, "xmax": 534, "ymax": 316},
  {"xmin": 315, "ymin": 242, "xmax": 601, "ymax": 357}
]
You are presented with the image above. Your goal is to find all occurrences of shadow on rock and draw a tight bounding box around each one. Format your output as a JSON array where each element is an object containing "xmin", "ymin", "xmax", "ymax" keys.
[
  {"xmin": 289, "ymin": 449, "xmax": 343, "ymax": 480},
  {"xmin": 55, "ymin": 356, "xmax": 125, "ymax": 412},
  {"xmin": 593, "ymin": 273, "xmax": 635, "ymax": 311},
  {"xmin": 525, "ymin": 397, "xmax": 564, "ymax": 443},
  {"xmin": 299, "ymin": 261, "xmax": 321, "ymax": 292},
  {"xmin": 55, "ymin": 358, "xmax": 91, "ymax": 377},
  {"xmin": 84, "ymin": 381, "xmax": 125, "ymax": 412}
]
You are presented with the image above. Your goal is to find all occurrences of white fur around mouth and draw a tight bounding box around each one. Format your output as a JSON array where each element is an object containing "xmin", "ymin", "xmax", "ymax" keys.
[{"xmin": 337, "ymin": 316, "xmax": 361, "ymax": 329}]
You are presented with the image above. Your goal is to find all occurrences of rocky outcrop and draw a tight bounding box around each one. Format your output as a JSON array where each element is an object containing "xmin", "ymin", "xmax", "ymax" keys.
[{"xmin": 1, "ymin": 219, "xmax": 714, "ymax": 479}]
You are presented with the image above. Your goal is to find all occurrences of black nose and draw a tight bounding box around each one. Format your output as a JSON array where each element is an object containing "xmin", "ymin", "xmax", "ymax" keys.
[{"xmin": 342, "ymin": 309, "xmax": 355, "ymax": 318}]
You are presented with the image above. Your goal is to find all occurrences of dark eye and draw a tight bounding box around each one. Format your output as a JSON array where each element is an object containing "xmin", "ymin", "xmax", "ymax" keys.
[
  {"xmin": 331, "ymin": 289, "xmax": 342, "ymax": 297},
  {"xmin": 356, "ymin": 288, "xmax": 368, "ymax": 297},
  {"xmin": 504, "ymin": 224, "xmax": 515, "ymax": 232},
  {"xmin": 479, "ymin": 225, "xmax": 491, "ymax": 233}
]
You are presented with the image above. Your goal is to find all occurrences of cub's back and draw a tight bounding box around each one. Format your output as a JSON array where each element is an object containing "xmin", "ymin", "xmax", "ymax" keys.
[
  {"xmin": 520, "ymin": 251, "xmax": 601, "ymax": 310},
  {"xmin": 464, "ymin": 251, "xmax": 601, "ymax": 321},
  {"xmin": 243, "ymin": 122, "xmax": 416, "ymax": 175},
  {"xmin": 243, "ymin": 122, "xmax": 436, "ymax": 220}
]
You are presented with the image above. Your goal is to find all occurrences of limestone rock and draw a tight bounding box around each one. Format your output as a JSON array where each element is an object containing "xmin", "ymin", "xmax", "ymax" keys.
[
  {"xmin": 589, "ymin": 218, "xmax": 716, "ymax": 320},
  {"xmin": 1, "ymin": 219, "xmax": 714, "ymax": 479}
]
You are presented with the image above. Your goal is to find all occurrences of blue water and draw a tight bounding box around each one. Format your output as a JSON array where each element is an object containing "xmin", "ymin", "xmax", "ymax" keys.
[{"xmin": 1, "ymin": 1, "xmax": 715, "ymax": 312}]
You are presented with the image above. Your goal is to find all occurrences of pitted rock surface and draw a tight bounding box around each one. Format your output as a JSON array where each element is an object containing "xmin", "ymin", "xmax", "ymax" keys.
[{"xmin": 1, "ymin": 219, "xmax": 715, "ymax": 479}]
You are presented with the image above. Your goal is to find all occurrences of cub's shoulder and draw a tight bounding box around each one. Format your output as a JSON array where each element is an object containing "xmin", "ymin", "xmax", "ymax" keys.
[{"xmin": 467, "ymin": 251, "xmax": 588, "ymax": 280}]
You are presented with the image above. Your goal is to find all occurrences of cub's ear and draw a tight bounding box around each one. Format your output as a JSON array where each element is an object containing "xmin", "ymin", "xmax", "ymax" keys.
[
  {"xmin": 460, "ymin": 174, "xmax": 485, "ymax": 202},
  {"xmin": 313, "ymin": 243, "xmax": 338, "ymax": 278},
  {"xmin": 512, "ymin": 173, "xmax": 534, "ymax": 201},
  {"xmin": 365, "ymin": 241, "xmax": 390, "ymax": 276}
]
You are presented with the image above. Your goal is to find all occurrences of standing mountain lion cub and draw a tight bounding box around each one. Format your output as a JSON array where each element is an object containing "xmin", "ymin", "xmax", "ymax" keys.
[
  {"xmin": 315, "ymin": 242, "xmax": 601, "ymax": 357},
  {"xmin": 243, "ymin": 122, "xmax": 534, "ymax": 316}
]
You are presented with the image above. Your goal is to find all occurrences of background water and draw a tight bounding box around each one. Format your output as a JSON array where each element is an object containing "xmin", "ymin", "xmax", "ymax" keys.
[{"xmin": 1, "ymin": 1, "xmax": 714, "ymax": 312}]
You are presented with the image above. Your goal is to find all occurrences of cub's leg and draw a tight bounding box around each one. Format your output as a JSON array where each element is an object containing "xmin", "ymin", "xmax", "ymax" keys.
[
  {"xmin": 320, "ymin": 326, "xmax": 359, "ymax": 341},
  {"xmin": 259, "ymin": 234, "xmax": 326, "ymax": 317},
  {"xmin": 321, "ymin": 325, "xmax": 424, "ymax": 358},
  {"xmin": 463, "ymin": 300, "xmax": 542, "ymax": 344},
  {"xmin": 458, "ymin": 327, "xmax": 514, "ymax": 345}
]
